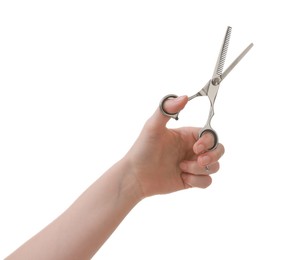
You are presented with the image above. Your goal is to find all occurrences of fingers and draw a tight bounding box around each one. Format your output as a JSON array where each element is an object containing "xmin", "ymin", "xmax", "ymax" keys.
[
  {"xmin": 146, "ymin": 95, "xmax": 188, "ymax": 131},
  {"xmin": 193, "ymin": 131, "xmax": 218, "ymax": 153},
  {"xmin": 197, "ymin": 143, "xmax": 225, "ymax": 168},
  {"xmin": 180, "ymin": 161, "xmax": 220, "ymax": 175},
  {"xmin": 180, "ymin": 143, "xmax": 224, "ymax": 173},
  {"xmin": 181, "ymin": 174, "xmax": 212, "ymax": 189},
  {"xmin": 193, "ymin": 131, "xmax": 225, "ymax": 168},
  {"xmin": 179, "ymin": 141, "xmax": 225, "ymax": 189}
]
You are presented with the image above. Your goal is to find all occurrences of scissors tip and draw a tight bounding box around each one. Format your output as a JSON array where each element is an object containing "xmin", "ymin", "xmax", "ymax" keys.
[{"xmin": 246, "ymin": 43, "xmax": 254, "ymax": 52}]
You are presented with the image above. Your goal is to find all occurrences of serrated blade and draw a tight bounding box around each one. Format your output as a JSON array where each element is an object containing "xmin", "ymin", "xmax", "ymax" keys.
[{"xmin": 213, "ymin": 26, "xmax": 232, "ymax": 77}]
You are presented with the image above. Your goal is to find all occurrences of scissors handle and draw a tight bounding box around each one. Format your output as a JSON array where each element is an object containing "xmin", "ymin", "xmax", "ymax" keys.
[
  {"xmin": 199, "ymin": 127, "xmax": 218, "ymax": 150},
  {"xmin": 159, "ymin": 94, "xmax": 218, "ymax": 150},
  {"xmin": 159, "ymin": 94, "xmax": 180, "ymax": 120}
]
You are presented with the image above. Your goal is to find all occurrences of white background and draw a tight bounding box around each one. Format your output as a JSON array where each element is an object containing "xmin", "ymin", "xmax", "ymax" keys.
[{"xmin": 1, "ymin": 1, "xmax": 298, "ymax": 259}]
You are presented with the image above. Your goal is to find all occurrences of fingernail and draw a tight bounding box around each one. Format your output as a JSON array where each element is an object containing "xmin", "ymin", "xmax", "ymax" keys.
[{"xmin": 174, "ymin": 95, "xmax": 187, "ymax": 102}]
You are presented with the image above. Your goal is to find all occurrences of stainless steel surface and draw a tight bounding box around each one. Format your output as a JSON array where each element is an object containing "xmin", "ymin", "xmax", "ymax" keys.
[
  {"xmin": 221, "ymin": 43, "xmax": 254, "ymax": 81},
  {"xmin": 214, "ymin": 26, "xmax": 232, "ymax": 77}
]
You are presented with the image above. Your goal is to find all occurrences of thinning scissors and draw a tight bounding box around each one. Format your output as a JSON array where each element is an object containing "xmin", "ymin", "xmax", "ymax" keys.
[{"xmin": 159, "ymin": 26, "xmax": 253, "ymax": 150}]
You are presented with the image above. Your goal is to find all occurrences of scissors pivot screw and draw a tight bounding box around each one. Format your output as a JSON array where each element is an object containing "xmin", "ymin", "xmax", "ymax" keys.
[{"xmin": 212, "ymin": 77, "xmax": 221, "ymax": 86}]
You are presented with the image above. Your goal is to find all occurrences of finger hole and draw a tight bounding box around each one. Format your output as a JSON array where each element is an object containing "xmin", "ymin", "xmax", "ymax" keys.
[
  {"xmin": 199, "ymin": 129, "xmax": 218, "ymax": 150},
  {"xmin": 159, "ymin": 94, "xmax": 179, "ymax": 120},
  {"xmin": 194, "ymin": 130, "xmax": 217, "ymax": 154}
]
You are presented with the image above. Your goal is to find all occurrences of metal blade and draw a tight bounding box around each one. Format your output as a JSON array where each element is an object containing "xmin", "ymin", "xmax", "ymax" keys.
[
  {"xmin": 213, "ymin": 26, "xmax": 232, "ymax": 77},
  {"xmin": 221, "ymin": 43, "xmax": 254, "ymax": 81}
]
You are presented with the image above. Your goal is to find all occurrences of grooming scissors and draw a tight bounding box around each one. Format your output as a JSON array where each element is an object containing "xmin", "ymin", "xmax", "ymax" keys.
[{"xmin": 159, "ymin": 26, "xmax": 253, "ymax": 150}]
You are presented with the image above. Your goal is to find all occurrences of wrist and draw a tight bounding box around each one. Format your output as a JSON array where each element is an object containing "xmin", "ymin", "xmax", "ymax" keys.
[{"xmin": 116, "ymin": 157, "xmax": 145, "ymax": 204}]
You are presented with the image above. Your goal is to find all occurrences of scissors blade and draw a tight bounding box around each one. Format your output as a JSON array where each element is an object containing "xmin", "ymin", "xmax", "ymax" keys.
[
  {"xmin": 221, "ymin": 43, "xmax": 254, "ymax": 81},
  {"xmin": 189, "ymin": 27, "xmax": 232, "ymax": 101},
  {"xmin": 213, "ymin": 26, "xmax": 232, "ymax": 78}
]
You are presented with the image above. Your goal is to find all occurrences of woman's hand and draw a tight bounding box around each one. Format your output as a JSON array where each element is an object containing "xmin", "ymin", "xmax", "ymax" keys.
[
  {"xmin": 6, "ymin": 95, "xmax": 225, "ymax": 260},
  {"xmin": 125, "ymin": 95, "xmax": 225, "ymax": 198}
]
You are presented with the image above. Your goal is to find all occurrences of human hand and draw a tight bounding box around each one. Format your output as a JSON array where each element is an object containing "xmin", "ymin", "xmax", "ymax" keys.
[{"xmin": 124, "ymin": 96, "xmax": 225, "ymax": 199}]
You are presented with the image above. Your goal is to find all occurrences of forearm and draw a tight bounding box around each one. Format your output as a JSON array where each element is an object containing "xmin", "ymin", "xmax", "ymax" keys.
[{"xmin": 6, "ymin": 158, "xmax": 142, "ymax": 260}]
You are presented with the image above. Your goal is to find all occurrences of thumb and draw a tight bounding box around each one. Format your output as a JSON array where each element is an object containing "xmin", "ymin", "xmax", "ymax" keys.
[{"xmin": 147, "ymin": 95, "xmax": 188, "ymax": 130}]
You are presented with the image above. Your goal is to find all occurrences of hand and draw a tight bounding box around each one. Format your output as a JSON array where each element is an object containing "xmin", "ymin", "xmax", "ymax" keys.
[
  {"xmin": 5, "ymin": 95, "xmax": 225, "ymax": 260},
  {"xmin": 124, "ymin": 95, "xmax": 225, "ymax": 198}
]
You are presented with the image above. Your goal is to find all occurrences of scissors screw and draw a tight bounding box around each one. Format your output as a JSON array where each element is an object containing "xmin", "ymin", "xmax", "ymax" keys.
[{"xmin": 212, "ymin": 77, "xmax": 221, "ymax": 86}]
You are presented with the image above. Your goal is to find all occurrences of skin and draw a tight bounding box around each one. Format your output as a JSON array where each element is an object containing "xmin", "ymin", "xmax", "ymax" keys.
[{"xmin": 6, "ymin": 95, "xmax": 225, "ymax": 260}]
